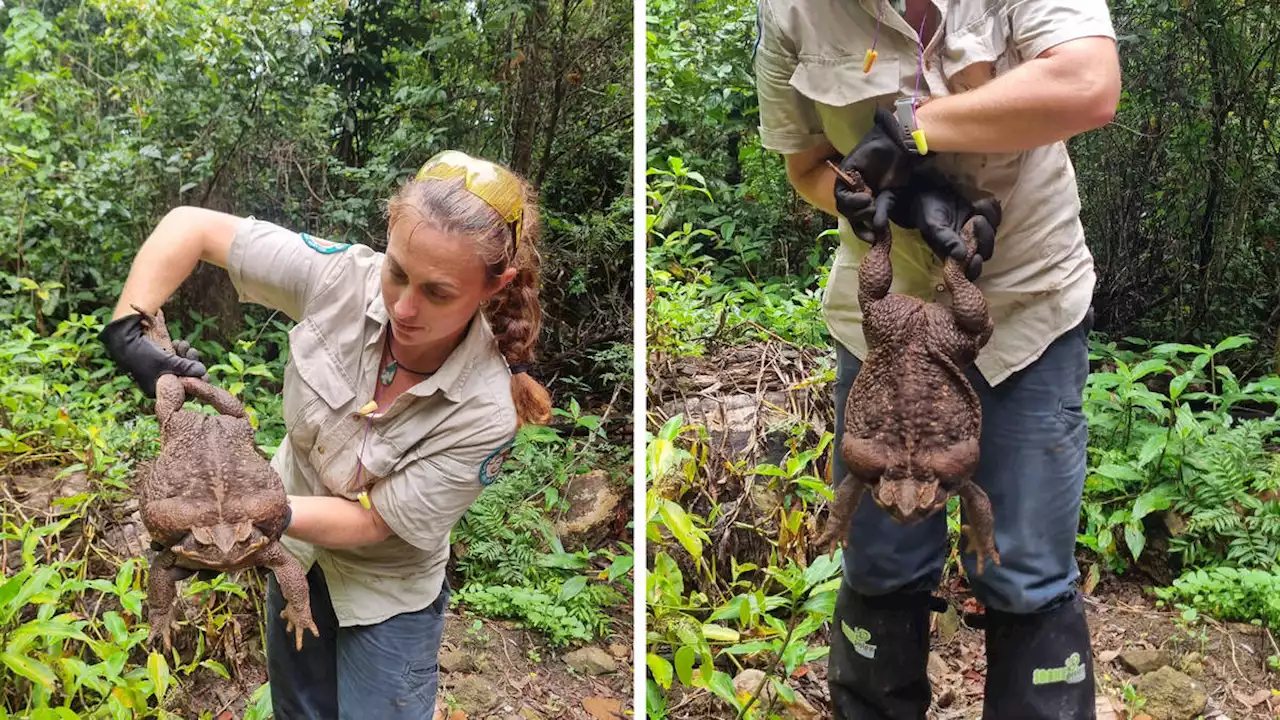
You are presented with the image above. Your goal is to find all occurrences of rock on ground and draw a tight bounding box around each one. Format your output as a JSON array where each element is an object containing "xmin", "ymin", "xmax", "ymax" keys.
[
  {"xmin": 731, "ymin": 669, "xmax": 822, "ymax": 720},
  {"xmin": 449, "ymin": 675, "xmax": 501, "ymax": 716},
  {"xmin": 554, "ymin": 470, "xmax": 622, "ymax": 550},
  {"xmin": 1131, "ymin": 666, "xmax": 1208, "ymax": 720},
  {"xmin": 563, "ymin": 647, "xmax": 618, "ymax": 676},
  {"xmin": 1117, "ymin": 648, "xmax": 1173, "ymax": 675}
]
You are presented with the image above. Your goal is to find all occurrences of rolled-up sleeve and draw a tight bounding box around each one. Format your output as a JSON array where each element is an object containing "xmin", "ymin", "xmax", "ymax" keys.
[
  {"xmin": 753, "ymin": 0, "xmax": 828, "ymax": 154},
  {"xmin": 369, "ymin": 425, "xmax": 513, "ymax": 553},
  {"xmin": 226, "ymin": 217, "xmax": 353, "ymax": 322},
  {"xmin": 1009, "ymin": 0, "xmax": 1116, "ymax": 61}
]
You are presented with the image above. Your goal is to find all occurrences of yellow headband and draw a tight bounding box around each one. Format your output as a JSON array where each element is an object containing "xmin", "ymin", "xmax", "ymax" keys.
[{"xmin": 416, "ymin": 150, "xmax": 523, "ymax": 251}]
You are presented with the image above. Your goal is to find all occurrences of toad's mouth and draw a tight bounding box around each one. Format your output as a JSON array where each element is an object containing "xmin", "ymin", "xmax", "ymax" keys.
[
  {"xmin": 871, "ymin": 478, "xmax": 950, "ymax": 524},
  {"xmin": 173, "ymin": 535, "xmax": 269, "ymax": 563}
]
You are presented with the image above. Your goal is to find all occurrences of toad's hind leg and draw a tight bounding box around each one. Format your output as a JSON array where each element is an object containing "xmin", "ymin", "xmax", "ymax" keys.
[
  {"xmin": 943, "ymin": 219, "xmax": 993, "ymax": 347},
  {"xmin": 856, "ymin": 220, "xmax": 894, "ymax": 310},
  {"xmin": 153, "ymin": 375, "xmax": 187, "ymax": 427},
  {"xmin": 178, "ymin": 377, "xmax": 246, "ymax": 418}
]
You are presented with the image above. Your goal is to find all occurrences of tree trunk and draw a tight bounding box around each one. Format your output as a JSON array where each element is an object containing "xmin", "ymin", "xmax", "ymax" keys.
[{"xmin": 510, "ymin": 0, "xmax": 549, "ymax": 175}]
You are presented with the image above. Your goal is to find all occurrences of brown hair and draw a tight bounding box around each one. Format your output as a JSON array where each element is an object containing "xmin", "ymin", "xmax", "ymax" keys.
[{"xmin": 385, "ymin": 163, "xmax": 552, "ymax": 428}]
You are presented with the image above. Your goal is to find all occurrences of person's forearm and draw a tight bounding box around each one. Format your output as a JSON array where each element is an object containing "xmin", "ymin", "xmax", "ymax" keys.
[
  {"xmin": 788, "ymin": 158, "xmax": 841, "ymax": 218},
  {"xmin": 915, "ymin": 42, "xmax": 1120, "ymax": 154},
  {"xmin": 112, "ymin": 209, "xmax": 207, "ymax": 320},
  {"xmin": 111, "ymin": 206, "xmax": 241, "ymax": 321},
  {"xmin": 285, "ymin": 495, "xmax": 393, "ymax": 549}
]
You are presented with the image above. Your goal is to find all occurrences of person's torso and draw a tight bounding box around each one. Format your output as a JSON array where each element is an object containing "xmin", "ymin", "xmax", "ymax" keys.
[
  {"xmin": 272, "ymin": 249, "xmax": 512, "ymax": 624},
  {"xmin": 768, "ymin": 0, "xmax": 1102, "ymax": 383}
]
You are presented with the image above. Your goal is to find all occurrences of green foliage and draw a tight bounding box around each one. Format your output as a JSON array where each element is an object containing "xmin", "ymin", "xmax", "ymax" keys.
[
  {"xmin": 645, "ymin": 414, "xmax": 839, "ymax": 719},
  {"xmin": 647, "ymin": 157, "xmax": 831, "ymax": 358},
  {"xmin": 1070, "ymin": 1, "xmax": 1280, "ymax": 359},
  {"xmin": 646, "ymin": 0, "xmax": 839, "ymax": 365},
  {"xmin": 1078, "ymin": 335, "xmax": 1280, "ymax": 574},
  {"xmin": 1154, "ymin": 566, "xmax": 1280, "ymax": 633},
  {"xmin": 451, "ymin": 418, "xmax": 631, "ymax": 647},
  {"xmin": 0, "ymin": 516, "xmax": 222, "ymax": 719}
]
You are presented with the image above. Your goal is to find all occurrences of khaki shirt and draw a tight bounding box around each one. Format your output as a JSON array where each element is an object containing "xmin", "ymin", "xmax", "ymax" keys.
[
  {"xmin": 226, "ymin": 218, "xmax": 518, "ymax": 626},
  {"xmin": 753, "ymin": 0, "xmax": 1115, "ymax": 385}
]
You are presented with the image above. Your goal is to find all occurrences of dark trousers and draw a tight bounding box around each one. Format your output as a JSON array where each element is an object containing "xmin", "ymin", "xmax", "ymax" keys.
[
  {"xmin": 265, "ymin": 565, "xmax": 449, "ymax": 719},
  {"xmin": 831, "ymin": 315, "xmax": 1091, "ymax": 613}
]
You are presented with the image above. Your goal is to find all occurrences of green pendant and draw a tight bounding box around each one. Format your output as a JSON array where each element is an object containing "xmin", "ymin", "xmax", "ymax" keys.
[{"xmin": 380, "ymin": 361, "xmax": 397, "ymax": 386}]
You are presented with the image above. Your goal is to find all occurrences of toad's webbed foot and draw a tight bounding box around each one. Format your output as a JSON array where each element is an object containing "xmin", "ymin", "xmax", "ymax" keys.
[{"xmin": 958, "ymin": 482, "xmax": 1000, "ymax": 575}]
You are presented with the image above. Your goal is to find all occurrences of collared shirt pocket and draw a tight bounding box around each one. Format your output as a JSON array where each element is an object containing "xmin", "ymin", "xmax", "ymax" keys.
[
  {"xmin": 789, "ymin": 54, "xmax": 901, "ymax": 152},
  {"xmin": 939, "ymin": 9, "xmax": 1010, "ymax": 93},
  {"xmin": 282, "ymin": 318, "xmax": 357, "ymax": 455}
]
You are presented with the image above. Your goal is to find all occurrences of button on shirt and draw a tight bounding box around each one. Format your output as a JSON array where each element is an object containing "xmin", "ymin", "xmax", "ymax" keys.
[
  {"xmin": 753, "ymin": 0, "xmax": 1116, "ymax": 385},
  {"xmin": 226, "ymin": 217, "xmax": 518, "ymax": 626}
]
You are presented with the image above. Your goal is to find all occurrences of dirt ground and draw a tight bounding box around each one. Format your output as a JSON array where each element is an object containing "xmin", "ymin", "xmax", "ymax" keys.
[
  {"xmin": 432, "ymin": 609, "xmax": 634, "ymax": 720},
  {"xmin": 665, "ymin": 573, "xmax": 1280, "ymax": 720},
  {"xmin": 149, "ymin": 595, "xmax": 635, "ymax": 719}
]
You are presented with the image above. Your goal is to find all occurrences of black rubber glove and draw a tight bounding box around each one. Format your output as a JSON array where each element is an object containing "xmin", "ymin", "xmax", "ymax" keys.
[
  {"xmin": 100, "ymin": 313, "xmax": 208, "ymax": 398},
  {"xmin": 871, "ymin": 172, "xmax": 1002, "ymax": 281},
  {"xmin": 834, "ymin": 105, "xmax": 917, "ymax": 206}
]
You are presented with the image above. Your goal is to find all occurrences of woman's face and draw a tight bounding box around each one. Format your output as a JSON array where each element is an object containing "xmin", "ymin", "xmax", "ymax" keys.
[{"xmin": 380, "ymin": 217, "xmax": 512, "ymax": 349}]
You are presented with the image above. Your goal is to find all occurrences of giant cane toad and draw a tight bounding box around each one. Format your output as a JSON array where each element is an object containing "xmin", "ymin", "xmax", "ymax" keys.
[
  {"xmin": 135, "ymin": 306, "xmax": 318, "ymax": 650},
  {"xmin": 815, "ymin": 167, "xmax": 1001, "ymax": 574}
]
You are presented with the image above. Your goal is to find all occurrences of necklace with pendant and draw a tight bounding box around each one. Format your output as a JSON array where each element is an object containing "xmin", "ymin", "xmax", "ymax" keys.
[{"xmin": 379, "ymin": 325, "xmax": 436, "ymax": 386}]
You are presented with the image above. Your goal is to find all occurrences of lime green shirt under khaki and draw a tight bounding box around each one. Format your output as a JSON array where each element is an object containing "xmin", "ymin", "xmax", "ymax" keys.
[
  {"xmin": 226, "ymin": 217, "xmax": 518, "ymax": 626},
  {"xmin": 753, "ymin": 0, "xmax": 1117, "ymax": 385}
]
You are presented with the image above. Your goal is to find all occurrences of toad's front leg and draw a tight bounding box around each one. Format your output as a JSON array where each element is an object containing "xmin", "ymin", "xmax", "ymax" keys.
[
  {"xmin": 958, "ymin": 481, "xmax": 1001, "ymax": 575},
  {"xmin": 146, "ymin": 549, "xmax": 183, "ymax": 651},
  {"xmin": 816, "ymin": 474, "xmax": 866, "ymax": 554},
  {"xmin": 258, "ymin": 542, "xmax": 319, "ymax": 650},
  {"xmin": 816, "ymin": 435, "xmax": 890, "ymax": 553}
]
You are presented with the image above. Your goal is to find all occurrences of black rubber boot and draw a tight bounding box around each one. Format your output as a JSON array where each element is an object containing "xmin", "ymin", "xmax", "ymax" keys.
[
  {"xmin": 827, "ymin": 580, "xmax": 944, "ymax": 720},
  {"xmin": 981, "ymin": 591, "xmax": 1096, "ymax": 720}
]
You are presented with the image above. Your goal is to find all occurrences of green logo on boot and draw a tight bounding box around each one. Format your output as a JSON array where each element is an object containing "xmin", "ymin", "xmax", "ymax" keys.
[
  {"xmin": 840, "ymin": 621, "xmax": 877, "ymax": 659},
  {"xmin": 1032, "ymin": 652, "xmax": 1087, "ymax": 685}
]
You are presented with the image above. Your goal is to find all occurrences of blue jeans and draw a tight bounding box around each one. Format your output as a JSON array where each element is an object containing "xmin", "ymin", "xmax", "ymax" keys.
[
  {"xmin": 265, "ymin": 565, "xmax": 448, "ymax": 719},
  {"xmin": 831, "ymin": 315, "xmax": 1091, "ymax": 614}
]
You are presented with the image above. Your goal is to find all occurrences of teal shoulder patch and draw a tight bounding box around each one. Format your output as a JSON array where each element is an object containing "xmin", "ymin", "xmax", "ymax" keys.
[
  {"xmin": 300, "ymin": 231, "xmax": 350, "ymax": 254},
  {"xmin": 479, "ymin": 440, "xmax": 515, "ymax": 487}
]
